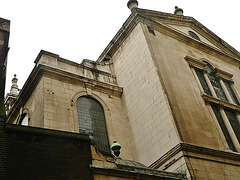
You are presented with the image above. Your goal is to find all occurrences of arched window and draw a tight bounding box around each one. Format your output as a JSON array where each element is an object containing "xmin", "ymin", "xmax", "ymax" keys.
[
  {"xmin": 20, "ymin": 113, "xmax": 29, "ymax": 126},
  {"xmin": 76, "ymin": 96, "xmax": 110, "ymax": 153}
]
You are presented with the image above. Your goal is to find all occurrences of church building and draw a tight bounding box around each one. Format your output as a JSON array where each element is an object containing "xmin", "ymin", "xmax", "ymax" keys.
[{"xmin": 5, "ymin": 1, "xmax": 240, "ymax": 179}]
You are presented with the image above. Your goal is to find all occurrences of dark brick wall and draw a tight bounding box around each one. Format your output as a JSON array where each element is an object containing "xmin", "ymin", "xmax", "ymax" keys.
[
  {"xmin": 0, "ymin": 115, "xmax": 7, "ymax": 179},
  {"xmin": 4, "ymin": 124, "xmax": 93, "ymax": 180}
]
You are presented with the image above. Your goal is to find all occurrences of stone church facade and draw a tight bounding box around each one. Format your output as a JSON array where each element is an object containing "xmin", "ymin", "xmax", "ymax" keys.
[{"xmin": 5, "ymin": 2, "xmax": 240, "ymax": 179}]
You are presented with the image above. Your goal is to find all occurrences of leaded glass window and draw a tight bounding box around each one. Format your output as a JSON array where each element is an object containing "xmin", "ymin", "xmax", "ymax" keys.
[
  {"xmin": 205, "ymin": 65, "xmax": 228, "ymax": 101},
  {"xmin": 188, "ymin": 57, "xmax": 240, "ymax": 152},
  {"xmin": 211, "ymin": 105, "xmax": 236, "ymax": 152},
  {"xmin": 224, "ymin": 80, "xmax": 240, "ymax": 105},
  {"xmin": 77, "ymin": 96, "xmax": 110, "ymax": 153},
  {"xmin": 195, "ymin": 68, "xmax": 212, "ymax": 96},
  {"xmin": 224, "ymin": 108, "xmax": 240, "ymax": 144}
]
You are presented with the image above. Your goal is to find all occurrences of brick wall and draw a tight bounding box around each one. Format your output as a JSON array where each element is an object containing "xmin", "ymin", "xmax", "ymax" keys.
[
  {"xmin": 4, "ymin": 124, "xmax": 92, "ymax": 180},
  {"xmin": 0, "ymin": 115, "xmax": 7, "ymax": 179}
]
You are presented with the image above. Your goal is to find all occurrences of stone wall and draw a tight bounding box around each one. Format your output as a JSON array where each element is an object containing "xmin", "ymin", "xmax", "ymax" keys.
[
  {"xmin": 41, "ymin": 71, "xmax": 134, "ymax": 160},
  {"xmin": 146, "ymin": 22, "xmax": 240, "ymax": 150},
  {"xmin": 188, "ymin": 156, "xmax": 240, "ymax": 179},
  {"xmin": 112, "ymin": 23, "xmax": 180, "ymax": 166}
]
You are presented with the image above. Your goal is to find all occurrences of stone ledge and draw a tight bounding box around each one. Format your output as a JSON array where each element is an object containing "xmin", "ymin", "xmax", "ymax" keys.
[
  {"xmin": 184, "ymin": 55, "xmax": 206, "ymax": 70},
  {"xmin": 90, "ymin": 165, "xmax": 186, "ymax": 179},
  {"xmin": 35, "ymin": 50, "xmax": 115, "ymax": 77},
  {"xmin": 40, "ymin": 64, "xmax": 123, "ymax": 97},
  {"xmin": 5, "ymin": 123, "xmax": 91, "ymax": 142},
  {"xmin": 149, "ymin": 142, "xmax": 240, "ymax": 169}
]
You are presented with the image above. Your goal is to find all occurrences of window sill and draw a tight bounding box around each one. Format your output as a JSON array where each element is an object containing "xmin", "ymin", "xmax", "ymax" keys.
[{"xmin": 202, "ymin": 93, "xmax": 240, "ymax": 112}]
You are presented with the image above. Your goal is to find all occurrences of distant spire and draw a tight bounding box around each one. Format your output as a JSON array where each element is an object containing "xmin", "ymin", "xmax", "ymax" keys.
[
  {"xmin": 10, "ymin": 74, "xmax": 19, "ymax": 96},
  {"xmin": 174, "ymin": 6, "xmax": 184, "ymax": 15},
  {"xmin": 127, "ymin": 0, "xmax": 139, "ymax": 12}
]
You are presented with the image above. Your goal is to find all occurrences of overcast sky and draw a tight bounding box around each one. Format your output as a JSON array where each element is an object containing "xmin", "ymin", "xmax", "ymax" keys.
[{"xmin": 1, "ymin": 0, "xmax": 240, "ymax": 94}]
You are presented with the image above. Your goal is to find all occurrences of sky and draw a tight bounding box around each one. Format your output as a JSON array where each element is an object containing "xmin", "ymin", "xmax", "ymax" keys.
[{"xmin": 1, "ymin": 0, "xmax": 240, "ymax": 94}]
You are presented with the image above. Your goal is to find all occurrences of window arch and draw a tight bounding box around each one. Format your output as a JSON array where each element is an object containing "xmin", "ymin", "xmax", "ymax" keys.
[{"xmin": 76, "ymin": 96, "xmax": 110, "ymax": 153}]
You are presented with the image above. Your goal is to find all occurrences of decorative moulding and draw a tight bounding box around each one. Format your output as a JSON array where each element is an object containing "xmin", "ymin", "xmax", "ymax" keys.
[
  {"xmin": 186, "ymin": 56, "xmax": 234, "ymax": 82},
  {"xmin": 184, "ymin": 55, "xmax": 206, "ymax": 70},
  {"xmin": 214, "ymin": 68, "xmax": 233, "ymax": 81},
  {"xmin": 40, "ymin": 64, "xmax": 123, "ymax": 97},
  {"xmin": 202, "ymin": 93, "xmax": 240, "ymax": 112}
]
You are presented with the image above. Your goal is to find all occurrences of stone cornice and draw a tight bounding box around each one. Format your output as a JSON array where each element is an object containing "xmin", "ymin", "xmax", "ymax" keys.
[
  {"xmin": 58, "ymin": 57, "xmax": 114, "ymax": 78},
  {"xmin": 35, "ymin": 50, "xmax": 114, "ymax": 78},
  {"xmin": 39, "ymin": 64, "xmax": 123, "ymax": 97},
  {"xmin": 97, "ymin": 10, "xmax": 140, "ymax": 62},
  {"xmin": 214, "ymin": 68, "xmax": 233, "ymax": 81},
  {"xmin": 184, "ymin": 55, "xmax": 207, "ymax": 70},
  {"xmin": 149, "ymin": 142, "xmax": 240, "ymax": 170},
  {"xmin": 34, "ymin": 50, "xmax": 59, "ymax": 64},
  {"xmin": 97, "ymin": 8, "xmax": 240, "ymax": 66},
  {"xmin": 149, "ymin": 143, "xmax": 182, "ymax": 169}
]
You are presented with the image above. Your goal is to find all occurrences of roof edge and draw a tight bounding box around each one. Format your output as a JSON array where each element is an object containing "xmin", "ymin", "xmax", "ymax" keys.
[
  {"xmin": 96, "ymin": 8, "xmax": 240, "ymax": 63},
  {"xmin": 34, "ymin": 50, "xmax": 59, "ymax": 64}
]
